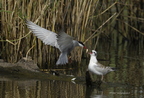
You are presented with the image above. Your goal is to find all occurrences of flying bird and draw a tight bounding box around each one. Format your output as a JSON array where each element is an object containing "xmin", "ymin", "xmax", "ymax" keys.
[
  {"xmin": 26, "ymin": 20, "xmax": 86, "ymax": 65},
  {"xmin": 88, "ymin": 50, "xmax": 116, "ymax": 81}
]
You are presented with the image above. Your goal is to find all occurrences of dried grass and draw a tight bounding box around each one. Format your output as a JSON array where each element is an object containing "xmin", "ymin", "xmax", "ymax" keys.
[{"xmin": 0, "ymin": 0, "xmax": 143, "ymax": 67}]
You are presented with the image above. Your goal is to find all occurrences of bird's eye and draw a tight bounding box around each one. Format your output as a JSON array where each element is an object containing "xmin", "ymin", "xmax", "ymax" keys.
[{"xmin": 93, "ymin": 52, "xmax": 97, "ymax": 55}]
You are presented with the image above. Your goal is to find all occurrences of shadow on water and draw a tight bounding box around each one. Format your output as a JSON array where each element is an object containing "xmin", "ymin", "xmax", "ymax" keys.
[{"xmin": 0, "ymin": 39, "xmax": 144, "ymax": 98}]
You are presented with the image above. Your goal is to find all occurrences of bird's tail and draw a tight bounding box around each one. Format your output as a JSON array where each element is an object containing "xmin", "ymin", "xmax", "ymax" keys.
[{"xmin": 56, "ymin": 53, "xmax": 68, "ymax": 65}]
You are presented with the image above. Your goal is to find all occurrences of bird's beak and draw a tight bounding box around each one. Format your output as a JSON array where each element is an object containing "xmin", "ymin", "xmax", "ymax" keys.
[{"xmin": 83, "ymin": 46, "xmax": 87, "ymax": 49}]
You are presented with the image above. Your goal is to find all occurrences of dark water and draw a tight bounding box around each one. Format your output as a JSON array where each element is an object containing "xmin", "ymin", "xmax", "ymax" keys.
[{"xmin": 0, "ymin": 40, "xmax": 144, "ymax": 98}]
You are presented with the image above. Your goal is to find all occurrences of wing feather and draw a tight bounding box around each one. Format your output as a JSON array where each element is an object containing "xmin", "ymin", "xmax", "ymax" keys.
[{"xmin": 26, "ymin": 20, "xmax": 59, "ymax": 49}]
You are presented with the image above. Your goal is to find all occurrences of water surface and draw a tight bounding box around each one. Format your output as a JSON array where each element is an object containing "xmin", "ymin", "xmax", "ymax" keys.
[{"xmin": 0, "ymin": 40, "xmax": 144, "ymax": 98}]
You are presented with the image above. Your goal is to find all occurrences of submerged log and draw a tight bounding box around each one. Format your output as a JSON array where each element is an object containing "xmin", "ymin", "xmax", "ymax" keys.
[
  {"xmin": 0, "ymin": 58, "xmax": 74, "ymax": 81},
  {"xmin": 0, "ymin": 57, "xmax": 39, "ymax": 72},
  {"xmin": 85, "ymin": 70, "xmax": 93, "ymax": 87},
  {"xmin": 85, "ymin": 70, "xmax": 102, "ymax": 87}
]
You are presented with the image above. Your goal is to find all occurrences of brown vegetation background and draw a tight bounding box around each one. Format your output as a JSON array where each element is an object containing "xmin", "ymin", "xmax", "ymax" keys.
[{"xmin": 0, "ymin": 0, "xmax": 144, "ymax": 67}]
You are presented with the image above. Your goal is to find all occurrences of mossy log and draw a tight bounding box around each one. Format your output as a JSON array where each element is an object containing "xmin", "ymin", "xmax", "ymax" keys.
[{"xmin": 0, "ymin": 58, "xmax": 74, "ymax": 81}]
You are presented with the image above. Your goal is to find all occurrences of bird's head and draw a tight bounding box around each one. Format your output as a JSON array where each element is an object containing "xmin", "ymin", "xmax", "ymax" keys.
[
  {"xmin": 78, "ymin": 41, "xmax": 87, "ymax": 49},
  {"xmin": 89, "ymin": 50, "xmax": 97, "ymax": 56}
]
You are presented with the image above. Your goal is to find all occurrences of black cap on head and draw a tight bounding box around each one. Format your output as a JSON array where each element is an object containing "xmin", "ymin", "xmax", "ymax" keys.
[
  {"xmin": 92, "ymin": 50, "xmax": 97, "ymax": 56},
  {"xmin": 78, "ymin": 41, "xmax": 85, "ymax": 46},
  {"xmin": 78, "ymin": 41, "xmax": 87, "ymax": 49}
]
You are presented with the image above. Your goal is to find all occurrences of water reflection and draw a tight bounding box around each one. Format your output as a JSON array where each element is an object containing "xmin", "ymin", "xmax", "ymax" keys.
[
  {"xmin": 0, "ymin": 74, "xmax": 143, "ymax": 98},
  {"xmin": 0, "ymin": 80, "xmax": 86, "ymax": 98},
  {"xmin": 0, "ymin": 40, "xmax": 144, "ymax": 98}
]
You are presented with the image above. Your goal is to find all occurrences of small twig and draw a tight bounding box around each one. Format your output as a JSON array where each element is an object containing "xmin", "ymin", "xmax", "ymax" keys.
[
  {"xmin": 26, "ymin": 45, "xmax": 35, "ymax": 60},
  {"xmin": 34, "ymin": 1, "xmax": 50, "ymax": 23},
  {"xmin": 84, "ymin": 13, "xmax": 117, "ymax": 43},
  {"xmin": 94, "ymin": 34, "xmax": 100, "ymax": 49},
  {"xmin": 124, "ymin": 22, "xmax": 144, "ymax": 36},
  {"xmin": 97, "ymin": 2, "xmax": 117, "ymax": 17},
  {"xmin": 91, "ymin": 2, "xmax": 117, "ymax": 18},
  {"xmin": 5, "ymin": 39, "xmax": 18, "ymax": 45}
]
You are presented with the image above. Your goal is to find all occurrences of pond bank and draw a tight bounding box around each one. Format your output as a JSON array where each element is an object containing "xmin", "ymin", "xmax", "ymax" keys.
[{"xmin": 0, "ymin": 58, "xmax": 74, "ymax": 81}]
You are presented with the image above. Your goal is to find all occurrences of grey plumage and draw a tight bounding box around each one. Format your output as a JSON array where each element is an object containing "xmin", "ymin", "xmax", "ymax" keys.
[
  {"xmin": 26, "ymin": 20, "xmax": 85, "ymax": 65},
  {"xmin": 56, "ymin": 53, "xmax": 68, "ymax": 65}
]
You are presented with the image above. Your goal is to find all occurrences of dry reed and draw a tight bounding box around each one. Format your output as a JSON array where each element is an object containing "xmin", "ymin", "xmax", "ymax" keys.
[{"xmin": 0, "ymin": 0, "xmax": 144, "ymax": 67}]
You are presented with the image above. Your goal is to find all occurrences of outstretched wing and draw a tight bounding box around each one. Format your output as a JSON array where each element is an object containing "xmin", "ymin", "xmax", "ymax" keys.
[{"xmin": 26, "ymin": 20, "xmax": 59, "ymax": 49}]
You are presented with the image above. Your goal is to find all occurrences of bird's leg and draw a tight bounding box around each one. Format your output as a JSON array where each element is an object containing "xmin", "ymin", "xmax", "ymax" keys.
[{"xmin": 101, "ymin": 75, "xmax": 107, "ymax": 83}]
